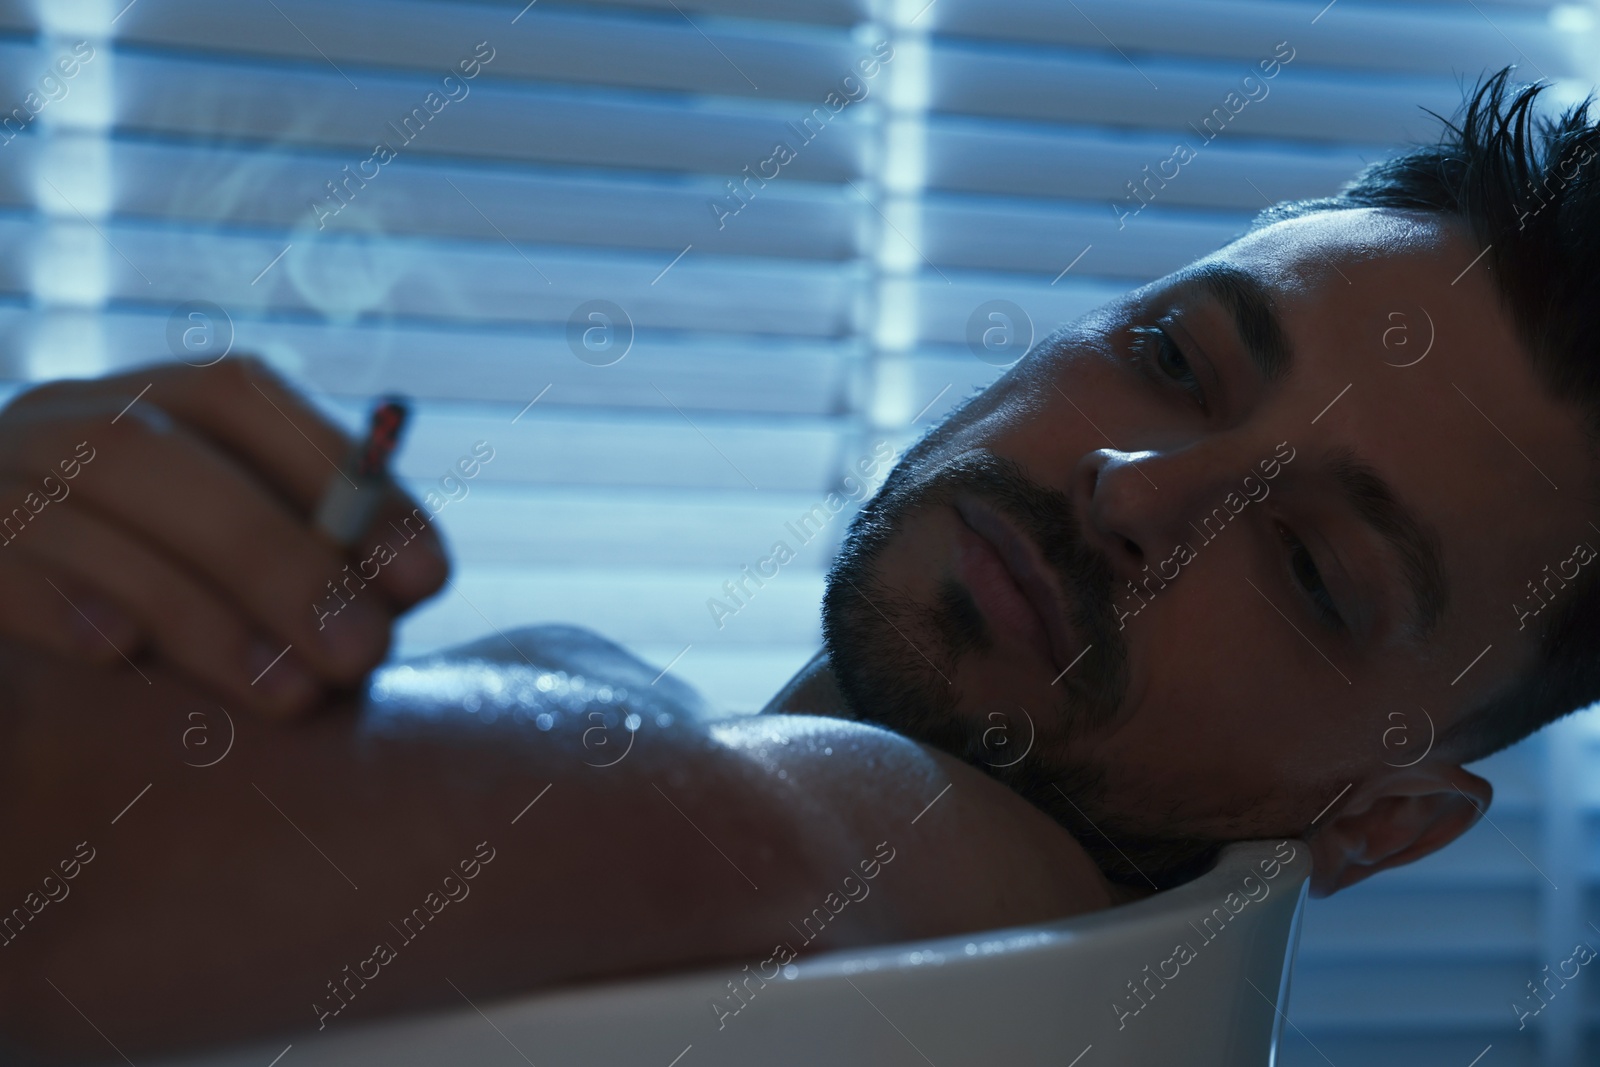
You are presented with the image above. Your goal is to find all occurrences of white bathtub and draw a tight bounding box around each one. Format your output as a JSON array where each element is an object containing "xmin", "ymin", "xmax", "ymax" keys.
[{"xmin": 146, "ymin": 838, "xmax": 1309, "ymax": 1067}]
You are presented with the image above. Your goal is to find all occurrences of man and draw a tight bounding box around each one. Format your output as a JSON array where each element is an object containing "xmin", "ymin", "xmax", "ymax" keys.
[{"xmin": 3, "ymin": 71, "xmax": 1597, "ymax": 1061}]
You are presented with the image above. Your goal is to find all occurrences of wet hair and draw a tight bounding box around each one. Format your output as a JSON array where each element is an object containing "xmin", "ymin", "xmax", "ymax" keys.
[{"xmin": 1248, "ymin": 67, "xmax": 1600, "ymax": 762}]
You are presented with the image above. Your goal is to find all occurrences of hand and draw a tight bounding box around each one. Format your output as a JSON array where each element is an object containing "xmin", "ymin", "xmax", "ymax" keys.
[{"xmin": 0, "ymin": 356, "xmax": 450, "ymax": 716}]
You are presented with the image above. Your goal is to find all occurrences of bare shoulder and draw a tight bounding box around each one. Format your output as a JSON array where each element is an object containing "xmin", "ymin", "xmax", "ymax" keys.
[
  {"xmin": 421, "ymin": 625, "xmax": 1116, "ymax": 935},
  {"xmin": 708, "ymin": 714, "xmax": 1116, "ymax": 943},
  {"xmin": 0, "ymin": 646, "xmax": 1111, "ymax": 1061}
]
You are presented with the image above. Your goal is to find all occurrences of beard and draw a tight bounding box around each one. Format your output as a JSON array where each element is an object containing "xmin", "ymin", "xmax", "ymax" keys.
[{"xmin": 821, "ymin": 440, "xmax": 1221, "ymax": 889}]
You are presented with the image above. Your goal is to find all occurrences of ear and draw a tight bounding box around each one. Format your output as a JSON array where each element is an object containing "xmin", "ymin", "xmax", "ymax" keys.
[{"xmin": 1305, "ymin": 765, "xmax": 1491, "ymax": 897}]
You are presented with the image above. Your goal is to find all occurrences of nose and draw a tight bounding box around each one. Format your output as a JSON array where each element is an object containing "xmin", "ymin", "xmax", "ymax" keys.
[
  {"xmin": 1070, "ymin": 447, "xmax": 1237, "ymax": 587},
  {"xmin": 1070, "ymin": 449, "xmax": 1156, "ymax": 585}
]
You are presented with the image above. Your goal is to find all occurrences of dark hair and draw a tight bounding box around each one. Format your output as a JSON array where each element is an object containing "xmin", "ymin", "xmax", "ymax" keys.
[{"xmin": 1248, "ymin": 67, "xmax": 1600, "ymax": 763}]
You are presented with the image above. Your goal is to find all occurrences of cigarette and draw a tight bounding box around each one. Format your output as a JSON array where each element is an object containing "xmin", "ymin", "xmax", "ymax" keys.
[{"xmin": 314, "ymin": 396, "xmax": 410, "ymax": 548}]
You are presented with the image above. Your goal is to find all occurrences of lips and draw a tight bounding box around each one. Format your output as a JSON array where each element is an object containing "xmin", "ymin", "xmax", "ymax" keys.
[{"xmin": 951, "ymin": 497, "xmax": 1079, "ymax": 675}]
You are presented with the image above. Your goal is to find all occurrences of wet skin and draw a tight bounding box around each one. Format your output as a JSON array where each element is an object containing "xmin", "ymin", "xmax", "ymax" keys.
[
  {"xmin": 0, "ymin": 629, "xmax": 1110, "ymax": 1062},
  {"xmin": 3, "ymin": 207, "xmax": 1594, "ymax": 1059}
]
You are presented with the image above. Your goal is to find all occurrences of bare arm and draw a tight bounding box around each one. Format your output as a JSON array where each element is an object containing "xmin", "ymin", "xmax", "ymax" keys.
[{"xmin": 0, "ymin": 640, "xmax": 1111, "ymax": 1063}]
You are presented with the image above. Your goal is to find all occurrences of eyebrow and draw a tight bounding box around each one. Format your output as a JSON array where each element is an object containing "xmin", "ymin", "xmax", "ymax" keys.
[
  {"xmin": 1326, "ymin": 448, "xmax": 1450, "ymax": 639},
  {"xmin": 1185, "ymin": 263, "xmax": 1295, "ymax": 385}
]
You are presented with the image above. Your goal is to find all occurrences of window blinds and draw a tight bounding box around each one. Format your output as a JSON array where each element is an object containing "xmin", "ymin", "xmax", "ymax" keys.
[{"xmin": 2, "ymin": 0, "xmax": 1596, "ymax": 1062}]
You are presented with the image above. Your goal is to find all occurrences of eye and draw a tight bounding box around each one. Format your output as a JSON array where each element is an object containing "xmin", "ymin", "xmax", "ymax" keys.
[
  {"xmin": 1129, "ymin": 325, "xmax": 1204, "ymax": 407},
  {"xmin": 1276, "ymin": 524, "xmax": 1344, "ymax": 630}
]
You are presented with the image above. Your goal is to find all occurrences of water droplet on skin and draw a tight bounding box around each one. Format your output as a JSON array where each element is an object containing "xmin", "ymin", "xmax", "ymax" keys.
[{"xmin": 364, "ymin": 658, "xmax": 691, "ymax": 749}]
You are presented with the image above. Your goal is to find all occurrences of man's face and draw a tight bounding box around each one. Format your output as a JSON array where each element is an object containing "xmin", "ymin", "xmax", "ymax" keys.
[{"xmin": 823, "ymin": 208, "xmax": 1594, "ymax": 884}]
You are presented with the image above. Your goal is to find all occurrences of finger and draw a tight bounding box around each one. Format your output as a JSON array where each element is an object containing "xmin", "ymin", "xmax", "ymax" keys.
[
  {"xmin": 4, "ymin": 358, "xmax": 448, "ymax": 569},
  {"xmin": 158, "ymin": 359, "xmax": 453, "ymax": 607},
  {"xmin": 0, "ymin": 549, "xmax": 141, "ymax": 667},
  {"xmin": 10, "ymin": 403, "xmax": 392, "ymax": 685},
  {"xmin": 146, "ymin": 359, "xmax": 447, "ymax": 551},
  {"xmin": 164, "ymin": 356, "xmax": 354, "ymax": 507},
  {"xmin": 11, "ymin": 498, "xmax": 323, "ymax": 716},
  {"xmin": 1, "ymin": 358, "xmax": 347, "ymax": 509},
  {"xmin": 351, "ymin": 488, "xmax": 451, "ymax": 609}
]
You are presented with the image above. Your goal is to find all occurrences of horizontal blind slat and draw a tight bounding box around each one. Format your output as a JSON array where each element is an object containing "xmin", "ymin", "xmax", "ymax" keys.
[
  {"xmin": 930, "ymin": 45, "xmax": 1468, "ymax": 145},
  {"xmin": 119, "ymin": 0, "xmax": 867, "ymax": 103},
  {"xmin": 927, "ymin": 0, "xmax": 1567, "ymax": 77},
  {"xmin": 112, "ymin": 52, "xmax": 873, "ymax": 178},
  {"xmin": 94, "ymin": 225, "xmax": 865, "ymax": 336},
  {"xmin": 109, "ymin": 141, "xmax": 859, "ymax": 261}
]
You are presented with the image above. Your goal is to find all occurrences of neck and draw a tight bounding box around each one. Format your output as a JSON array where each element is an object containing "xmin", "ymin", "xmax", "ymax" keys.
[{"xmin": 760, "ymin": 649, "xmax": 855, "ymax": 719}]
